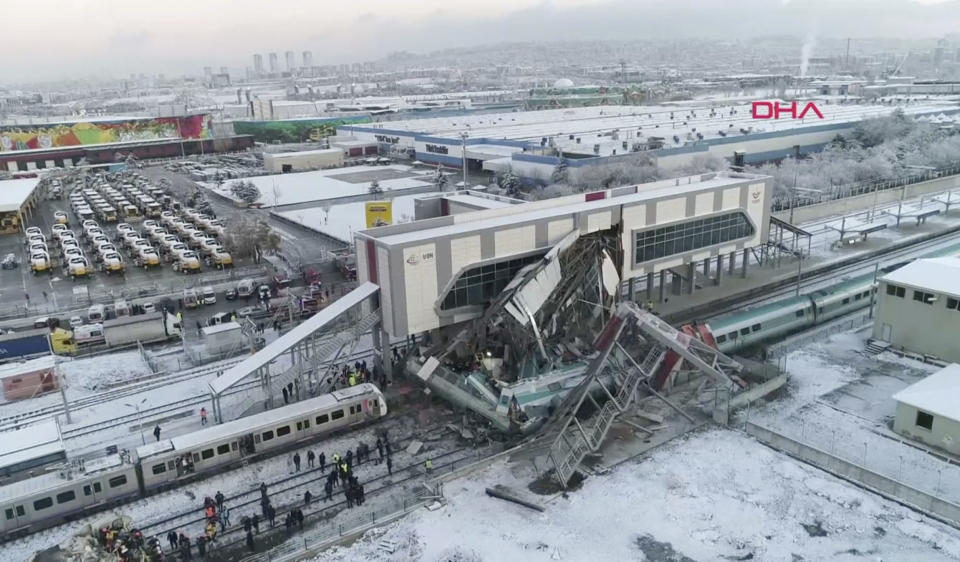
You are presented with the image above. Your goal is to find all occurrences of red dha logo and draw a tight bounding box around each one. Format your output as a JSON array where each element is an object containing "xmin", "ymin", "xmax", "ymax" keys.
[{"xmin": 752, "ymin": 101, "xmax": 824, "ymax": 120}]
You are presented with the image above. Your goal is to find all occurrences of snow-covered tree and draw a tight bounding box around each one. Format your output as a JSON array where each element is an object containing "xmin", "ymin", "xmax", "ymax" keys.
[
  {"xmin": 230, "ymin": 180, "xmax": 261, "ymax": 205},
  {"xmin": 551, "ymin": 158, "xmax": 569, "ymax": 184},
  {"xmin": 368, "ymin": 179, "xmax": 383, "ymax": 194}
]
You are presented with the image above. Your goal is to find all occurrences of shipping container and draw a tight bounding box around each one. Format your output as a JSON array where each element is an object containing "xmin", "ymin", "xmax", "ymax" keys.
[
  {"xmin": 102, "ymin": 312, "xmax": 172, "ymax": 347},
  {"xmin": 0, "ymin": 330, "xmax": 51, "ymax": 362}
]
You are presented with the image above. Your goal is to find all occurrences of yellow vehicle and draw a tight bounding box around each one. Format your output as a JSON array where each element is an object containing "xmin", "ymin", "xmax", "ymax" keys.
[
  {"xmin": 212, "ymin": 247, "xmax": 233, "ymax": 269},
  {"xmin": 137, "ymin": 247, "xmax": 161, "ymax": 268},
  {"xmin": 177, "ymin": 251, "xmax": 202, "ymax": 273},
  {"xmin": 102, "ymin": 251, "xmax": 125, "ymax": 274},
  {"xmin": 30, "ymin": 251, "xmax": 50, "ymax": 274},
  {"xmin": 53, "ymin": 211, "xmax": 69, "ymax": 225},
  {"xmin": 50, "ymin": 328, "xmax": 78, "ymax": 355},
  {"xmin": 67, "ymin": 257, "xmax": 91, "ymax": 280}
]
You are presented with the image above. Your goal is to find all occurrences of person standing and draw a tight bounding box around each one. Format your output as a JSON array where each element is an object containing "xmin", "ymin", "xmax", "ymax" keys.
[
  {"xmin": 324, "ymin": 480, "xmax": 333, "ymax": 502},
  {"xmin": 386, "ymin": 455, "xmax": 393, "ymax": 475},
  {"xmin": 246, "ymin": 530, "xmax": 255, "ymax": 552},
  {"xmin": 318, "ymin": 451, "xmax": 326, "ymax": 472},
  {"xmin": 307, "ymin": 450, "xmax": 315, "ymax": 468},
  {"xmin": 214, "ymin": 491, "xmax": 224, "ymax": 511},
  {"xmin": 293, "ymin": 452, "xmax": 301, "ymax": 472},
  {"xmin": 153, "ymin": 425, "xmax": 161, "ymax": 442},
  {"xmin": 252, "ymin": 513, "xmax": 260, "ymax": 534},
  {"xmin": 200, "ymin": 408, "xmax": 208, "ymax": 426}
]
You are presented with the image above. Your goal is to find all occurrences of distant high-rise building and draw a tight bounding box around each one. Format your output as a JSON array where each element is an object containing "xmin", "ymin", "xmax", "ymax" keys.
[
  {"xmin": 269, "ymin": 52, "xmax": 279, "ymax": 74},
  {"xmin": 303, "ymin": 50, "xmax": 313, "ymax": 69},
  {"xmin": 203, "ymin": 66, "xmax": 213, "ymax": 80},
  {"xmin": 285, "ymin": 51, "xmax": 295, "ymax": 71},
  {"xmin": 219, "ymin": 66, "xmax": 228, "ymax": 75},
  {"xmin": 253, "ymin": 54, "xmax": 264, "ymax": 76}
]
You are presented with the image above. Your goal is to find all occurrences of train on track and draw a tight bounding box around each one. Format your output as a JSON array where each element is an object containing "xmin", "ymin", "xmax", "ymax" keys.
[
  {"xmin": 682, "ymin": 241, "xmax": 960, "ymax": 355},
  {"xmin": 0, "ymin": 383, "xmax": 386, "ymax": 542}
]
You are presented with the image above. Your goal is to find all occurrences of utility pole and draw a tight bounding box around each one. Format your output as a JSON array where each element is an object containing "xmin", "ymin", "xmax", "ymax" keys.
[
  {"xmin": 869, "ymin": 262, "xmax": 879, "ymax": 319},
  {"xmin": 460, "ymin": 132, "xmax": 469, "ymax": 189},
  {"xmin": 795, "ymin": 253, "xmax": 803, "ymax": 296},
  {"xmin": 125, "ymin": 398, "xmax": 148, "ymax": 445},
  {"xmin": 56, "ymin": 360, "xmax": 72, "ymax": 425}
]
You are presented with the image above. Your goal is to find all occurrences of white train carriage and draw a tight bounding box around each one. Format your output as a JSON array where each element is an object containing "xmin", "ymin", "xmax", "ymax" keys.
[
  {"xmin": 0, "ymin": 455, "xmax": 139, "ymax": 540},
  {"xmin": 137, "ymin": 384, "xmax": 386, "ymax": 492}
]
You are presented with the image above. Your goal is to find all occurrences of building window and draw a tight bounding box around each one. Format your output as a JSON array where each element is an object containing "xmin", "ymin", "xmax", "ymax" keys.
[
  {"xmin": 56, "ymin": 491, "xmax": 76, "ymax": 504},
  {"xmin": 916, "ymin": 410, "xmax": 934, "ymax": 430},
  {"xmin": 947, "ymin": 297, "xmax": 959, "ymax": 311},
  {"xmin": 331, "ymin": 409, "xmax": 344, "ymax": 420},
  {"xmin": 109, "ymin": 475, "xmax": 127, "ymax": 488},
  {"xmin": 913, "ymin": 291, "xmax": 935, "ymax": 305},
  {"xmin": 201, "ymin": 449, "xmax": 214, "ymax": 460},
  {"xmin": 315, "ymin": 414, "xmax": 329, "ymax": 425},
  {"xmin": 634, "ymin": 211, "xmax": 755, "ymax": 265},
  {"xmin": 276, "ymin": 426, "xmax": 291, "ymax": 437},
  {"xmin": 152, "ymin": 464, "xmax": 166, "ymax": 475},
  {"xmin": 887, "ymin": 284, "xmax": 905, "ymax": 298},
  {"xmin": 716, "ymin": 334, "xmax": 727, "ymax": 344},
  {"xmin": 261, "ymin": 430, "xmax": 274, "ymax": 441},
  {"xmin": 441, "ymin": 253, "xmax": 546, "ymax": 311},
  {"xmin": 217, "ymin": 444, "xmax": 230, "ymax": 455}
]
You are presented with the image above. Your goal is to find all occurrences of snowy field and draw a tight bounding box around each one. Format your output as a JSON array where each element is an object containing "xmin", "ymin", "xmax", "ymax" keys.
[
  {"xmin": 200, "ymin": 165, "xmax": 434, "ymax": 207},
  {"xmin": 313, "ymin": 428, "xmax": 960, "ymax": 562},
  {"xmin": 274, "ymin": 192, "xmax": 439, "ymax": 243},
  {"xmin": 748, "ymin": 330, "xmax": 960, "ymax": 506}
]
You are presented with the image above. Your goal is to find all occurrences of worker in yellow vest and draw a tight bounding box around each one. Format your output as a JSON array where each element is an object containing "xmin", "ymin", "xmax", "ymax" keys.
[{"xmin": 348, "ymin": 372, "xmax": 357, "ymax": 386}]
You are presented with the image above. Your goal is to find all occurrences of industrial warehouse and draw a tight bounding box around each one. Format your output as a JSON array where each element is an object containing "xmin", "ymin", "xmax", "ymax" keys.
[{"xmin": 338, "ymin": 100, "xmax": 960, "ymax": 182}]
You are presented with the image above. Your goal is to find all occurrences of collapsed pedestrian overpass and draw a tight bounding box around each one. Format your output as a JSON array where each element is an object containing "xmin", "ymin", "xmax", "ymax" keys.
[{"xmin": 207, "ymin": 282, "xmax": 383, "ymax": 423}]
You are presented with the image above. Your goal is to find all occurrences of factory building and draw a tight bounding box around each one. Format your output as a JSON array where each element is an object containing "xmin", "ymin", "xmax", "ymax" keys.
[
  {"xmin": 873, "ymin": 258, "xmax": 960, "ymax": 363},
  {"xmin": 355, "ymin": 171, "xmax": 771, "ymax": 338},
  {"xmin": 263, "ymin": 148, "xmax": 344, "ymax": 172},
  {"xmin": 338, "ymin": 101, "xmax": 960, "ymax": 182},
  {"xmin": 893, "ymin": 363, "xmax": 960, "ymax": 456}
]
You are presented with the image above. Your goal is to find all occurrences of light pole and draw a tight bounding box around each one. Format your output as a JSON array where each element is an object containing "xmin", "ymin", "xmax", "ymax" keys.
[
  {"xmin": 460, "ymin": 132, "xmax": 469, "ymax": 189},
  {"xmin": 125, "ymin": 398, "xmax": 148, "ymax": 445}
]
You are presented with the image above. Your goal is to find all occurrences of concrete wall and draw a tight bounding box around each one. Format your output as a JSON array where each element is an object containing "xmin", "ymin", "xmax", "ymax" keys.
[
  {"xmin": 263, "ymin": 149, "xmax": 344, "ymax": 172},
  {"xmin": 745, "ymin": 422, "xmax": 960, "ymax": 527},
  {"xmin": 773, "ymin": 173, "xmax": 960, "ymax": 224},
  {"xmin": 894, "ymin": 402, "xmax": 960, "ymax": 456},
  {"xmin": 873, "ymin": 279, "xmax": 960, "ymax": 363}
]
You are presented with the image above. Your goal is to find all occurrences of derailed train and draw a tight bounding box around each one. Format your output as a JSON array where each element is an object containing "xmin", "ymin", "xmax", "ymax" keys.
[{"xmin": 0, "ymin": 384, "xmax": 385, "ymax": 541}]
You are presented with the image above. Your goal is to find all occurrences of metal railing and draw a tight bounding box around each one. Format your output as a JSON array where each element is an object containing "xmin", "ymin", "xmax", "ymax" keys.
[{"xmin": 772, "ymin": 164, "xmax": 960, "ymax": 211}]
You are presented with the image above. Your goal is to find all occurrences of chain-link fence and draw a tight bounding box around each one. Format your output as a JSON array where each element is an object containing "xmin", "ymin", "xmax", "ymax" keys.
[
  {"xmin": 745, "ymin": 414, "xmax": 960, "ymax": 511},
  {"xmin": 771, "ymin": 164, "xmax": 960, "ymax": 211}
]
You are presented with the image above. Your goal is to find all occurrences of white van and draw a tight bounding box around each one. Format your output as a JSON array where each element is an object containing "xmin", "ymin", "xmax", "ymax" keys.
[
  {"xmin": 88, "ymin": 304, "xmax": 106, "ymax": 323},
  {"xmin": 201, "ymin": 286, "xmax": 217, "ymax": 305},
  {"xmin": 73, "ymin": 323, "xmax": 105, "ymax": 345}
]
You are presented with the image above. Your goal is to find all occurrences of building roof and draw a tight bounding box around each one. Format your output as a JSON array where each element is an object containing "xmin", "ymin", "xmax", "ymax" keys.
[
  {"xmin": 369, "ymin": 172, "xmax": 760, "ymax": 247},
  {"xmin": 893, "ymin": 363, "xmax": 960, "ymax": 421},
  {"xmin": 881, "ymin": 257, "xmax": 960, "ymax": 298},
  {"xmin": 0, "ymin": 354, "xmax": 55, "ymax": 378},
  {"xmin": 0, "ymin": 418, "xmax": 63, "ymax": 472},
  {"xmin": 265, "ymin": 148, "xmax": 343, "ymax": 159},
  {"xmin": 0, "ymin": 178, "xmax": 40, "ymax": 213}
]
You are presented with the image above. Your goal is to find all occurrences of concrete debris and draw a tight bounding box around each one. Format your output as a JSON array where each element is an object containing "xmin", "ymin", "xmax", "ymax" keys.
[
  {"xmin": 406, "ymin": 440, "xmax": 424, "ymax": 456},
  {"xmin": 635, "ymin": 410, "xmax": 665, "ymax": 424},
  {"xmin": 485, "ymin": 484, "xmax": 545, "ymax": 512},
  {"xmin": 377, "ymin": 539, "xmax": 399, "ymax": 554}
]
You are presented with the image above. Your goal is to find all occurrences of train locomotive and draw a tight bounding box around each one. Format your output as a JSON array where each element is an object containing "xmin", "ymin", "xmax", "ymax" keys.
[{"xmin": 0, "ymin": 384, "xmax": 385, "ymax": 541}]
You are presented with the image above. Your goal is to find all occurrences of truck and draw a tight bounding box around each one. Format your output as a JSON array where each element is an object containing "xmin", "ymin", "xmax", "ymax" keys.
[
  {"xmin": 0, "ymin": 328, "xmax": 76, "ymax": 362},
  {"xmin": 237, "ymin": 278, "xmax": 255, "ymax": 299},
  {"xmin": 102, "ymin": 312, "xmax": 173, "ymax": 347},
  {"xmin": 101, "ymin": 251, "xmax": 125, "ymax": 274},
  {"xmin": 183, "ymin": 289, "xmax": 200, "ymax": 309}
]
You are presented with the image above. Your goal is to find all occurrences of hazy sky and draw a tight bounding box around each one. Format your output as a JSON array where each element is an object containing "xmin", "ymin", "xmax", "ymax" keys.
[{"xmin": 6, "ymin": 0, "xmax": 960, "ymax": 83}]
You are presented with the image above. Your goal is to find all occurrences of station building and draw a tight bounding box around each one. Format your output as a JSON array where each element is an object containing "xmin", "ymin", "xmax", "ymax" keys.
[
  {"xmin": 0, "ymin": 177, "xmax": 44, "ymax": 234},
  {"xmin": 355, "ymin": 171, "xmax": 771, "ymax": 337},
  {"xmin": 873, "ymin": 257, "xmax": 960, "ymax": 363}
]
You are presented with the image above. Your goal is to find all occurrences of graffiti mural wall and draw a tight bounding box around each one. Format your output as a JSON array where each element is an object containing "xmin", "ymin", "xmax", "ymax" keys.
[{"xmin": 0, "ymin": 114, "xmax": 212, "ymax": 152}]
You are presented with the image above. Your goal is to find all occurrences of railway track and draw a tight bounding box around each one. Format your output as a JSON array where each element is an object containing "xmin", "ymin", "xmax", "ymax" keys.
[{"xmin": 669, "ymin": 223, "xmax": 960, "ymax": 325}]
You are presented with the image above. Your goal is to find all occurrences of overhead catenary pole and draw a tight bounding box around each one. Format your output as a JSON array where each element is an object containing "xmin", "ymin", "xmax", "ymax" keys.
[{"xmin": 460, "ymin": 131, "xmax": 469, "ymax": 189}]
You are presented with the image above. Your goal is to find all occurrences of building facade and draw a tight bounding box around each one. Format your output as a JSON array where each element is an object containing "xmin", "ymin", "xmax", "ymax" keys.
[
  {"xmin": 893, "ymin": 363, "xmax": 960, "ymax": 456},
  {"xmin": 873, "ymin": 258, "xmax": 960, "ymax": 362},
  {"xmin": 355, "ymin": 171, "xmax": 771, "ymax": 337}
]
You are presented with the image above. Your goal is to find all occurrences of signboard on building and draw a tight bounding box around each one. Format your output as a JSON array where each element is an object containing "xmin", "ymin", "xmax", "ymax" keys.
[
  {"xmin": 365, "ymin": 201, "xmax": 393, "ymax": 228},
  {"xmin": 425, "ymin": 143, "xmax": 449, "ymax": 155}
]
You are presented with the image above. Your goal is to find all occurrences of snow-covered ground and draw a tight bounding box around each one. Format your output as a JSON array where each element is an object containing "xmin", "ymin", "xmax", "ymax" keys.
[
  {"xmin": 274, "ymin": 192, "xmax": 440, "ymax": 243},
  {"xmin": 748, "ymin": 329, "xmax": 960, "ymax": 506},
  {"xmin": 59, "ymin": 351, "xmax": 153, "ymax": 393},
  {"xmin": 199, "ymin": 165, "xmax": 434, "ymax": 207},
  {"xmin": 314, "ymin": 429, "xmax": 960, "ymax": 562}
]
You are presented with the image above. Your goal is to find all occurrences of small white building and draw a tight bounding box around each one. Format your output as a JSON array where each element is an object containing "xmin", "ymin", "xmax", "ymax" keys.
[
  {"xmin": 263, "ymin": 148, "xmax": 344, "ymax": 173},
  {"xmin": 873, "ymin": 257, "xmax": 960, "ymax": 363},
  {"xmin": 893, "ymin": 363, "xmax": 960, "ymax": 455}
]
